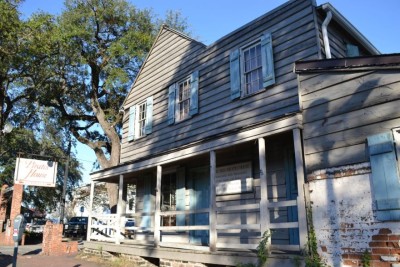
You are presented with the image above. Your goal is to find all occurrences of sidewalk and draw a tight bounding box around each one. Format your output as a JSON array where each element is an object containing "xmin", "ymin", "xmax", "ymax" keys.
[{"xmin": 0, "ymin": 244, "xmax": 106, "ymax": 267}]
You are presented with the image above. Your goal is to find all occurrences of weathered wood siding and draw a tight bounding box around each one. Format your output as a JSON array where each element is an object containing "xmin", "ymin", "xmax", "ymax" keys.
[
  {"xmin": 316, "ymin": 9, "xmax": 374, "ymax": 58},
  {"xmin": 120, "ymin": 0, "xmax": 320, "ymax": 164},
  {"xmin": 300, "ymin": 69, "xmax": 400, "ymax": 172}
]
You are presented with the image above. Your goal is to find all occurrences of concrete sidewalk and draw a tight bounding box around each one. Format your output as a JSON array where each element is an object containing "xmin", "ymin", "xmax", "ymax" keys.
[{"xmin": 0, "ymin": 244, "xmax": 106, "ymax": 267}]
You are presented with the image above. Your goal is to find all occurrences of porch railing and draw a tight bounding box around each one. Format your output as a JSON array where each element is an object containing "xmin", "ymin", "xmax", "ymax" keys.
[{"xmin": 88, "ymin": 200, "xmax": 301, "ymax": 252}]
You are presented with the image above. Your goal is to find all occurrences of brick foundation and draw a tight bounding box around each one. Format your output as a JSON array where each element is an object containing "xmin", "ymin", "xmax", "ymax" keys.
[
  {"xmin": 42, "ymin": 221, "xmax": 78, "ymax": 256},
  {"xmin": 160, "ymin": 259, "xmax": 207, "ymax": 267}
]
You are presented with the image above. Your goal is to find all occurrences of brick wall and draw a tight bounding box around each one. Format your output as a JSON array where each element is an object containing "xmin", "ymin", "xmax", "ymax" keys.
[
  {"xmin": 159, "ymin": 259, "xmax": 208, "ymax": 267},
  {"xmin": 42, "ymin": 221, "xmax": 78, "ymax": 255},
  {"xmin": 0, "ymin": 184, "xmax": 23, "ymax": 246},
  {"xmin": 308, "ymin": 164, "xmax": 400, "ymax": 267}
]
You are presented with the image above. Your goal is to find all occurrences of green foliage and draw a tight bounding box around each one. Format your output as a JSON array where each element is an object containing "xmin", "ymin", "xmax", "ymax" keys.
[
  {"xmin": 237, "ymin": 230, "xmax": 270, "ymax": 267},
  {"xmin": 361, "ymin": 249, "xmax": 371, "ymax": 267},
  {"xmin": 304, "ymin": 206, "xmax": 326, "ymax": 267}
]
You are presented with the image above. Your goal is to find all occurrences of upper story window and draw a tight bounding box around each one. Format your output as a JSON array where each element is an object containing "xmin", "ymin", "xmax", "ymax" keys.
[
  {"xmin": 230, "ymin": 32, "xmax": 275, "ymax": 100},
  {"xmin": 243, "ymin": 42, "xmax": 263, "ymax": 95},
  {"xmin": 127, "ymin": 96, "xmax": 153, "ymax": 141},
  {"xmin": 167, "ymin": 71, "xmax": 199, "ymax": 125},
  {"xmin": 177, "ymin": 77, "xmax": 191, "ymax": 121}
]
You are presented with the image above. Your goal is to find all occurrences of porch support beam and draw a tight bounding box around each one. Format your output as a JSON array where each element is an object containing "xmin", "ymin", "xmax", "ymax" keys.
[
  {"xmin": 87, "ymin": 181, "xmax": 95, "ymax": 241},
  {"xmin": 154, "ymin": 165, "xmax": 162, "ymax": 247},
  {"xmin": 292, "ymin": 128, "xmax": 308, "ymax": 249},
  {"xmin": 209, "ymin": 150, "xmax": 217, "ymax": 252},
  {"xmin": 258, "ymin": 138, "xmax": 271, "ymax": 244},
  {"xmin": 116, "ymin": 174, "xmax": 124, "ymax": 244}
]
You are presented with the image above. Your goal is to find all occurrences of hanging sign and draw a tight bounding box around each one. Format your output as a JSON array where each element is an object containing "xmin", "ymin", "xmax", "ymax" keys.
[
  {"xmin": 216, "ymin": 161, "xmax": 253, "ymax": 195},
  {"xmin": 14, "ymin": 158, "xmax": 57, "ymax": 187}
]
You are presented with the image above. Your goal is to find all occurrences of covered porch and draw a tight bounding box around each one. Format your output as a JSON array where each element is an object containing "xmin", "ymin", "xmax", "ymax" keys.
[{"xmin": 86, "ymin": 116, "xmax": 308, "ymax": 265}]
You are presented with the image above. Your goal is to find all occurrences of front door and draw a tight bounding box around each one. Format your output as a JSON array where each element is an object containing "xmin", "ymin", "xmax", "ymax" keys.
[{"xmin": 189, "ymin": 167, "xmax": 209, "ymax": 245}]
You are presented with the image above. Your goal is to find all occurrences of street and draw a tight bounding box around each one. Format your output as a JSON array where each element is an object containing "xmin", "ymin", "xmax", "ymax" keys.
[{"xmin": 0, "ymin": 244, "xmax": 106, "ymax": 267}]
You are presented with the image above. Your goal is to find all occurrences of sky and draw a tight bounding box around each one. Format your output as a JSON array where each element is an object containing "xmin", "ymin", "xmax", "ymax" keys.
[{"xmin": 18, "ymin": 0, "xmax": 400, "ymax": 182}]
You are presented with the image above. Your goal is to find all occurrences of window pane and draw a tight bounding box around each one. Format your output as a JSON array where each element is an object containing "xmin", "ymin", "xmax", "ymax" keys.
[{"xmin": 242, "ymin": 43, "xmax": 262, "ymax": 96}]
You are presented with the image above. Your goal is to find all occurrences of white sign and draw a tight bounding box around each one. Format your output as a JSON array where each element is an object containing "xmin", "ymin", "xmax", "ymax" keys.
[
  {"xmin": 14, "ymin": 158, "xmax": 57, "ymax": 187},
  {"xmin": 216, "ymin": 162, "xmax": 253, "ymax": 195}
]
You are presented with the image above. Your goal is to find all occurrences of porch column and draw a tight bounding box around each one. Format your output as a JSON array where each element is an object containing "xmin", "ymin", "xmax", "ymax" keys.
[
  {"xmin": 209, "ymin": 150, "xmax": 217, "ymax": 252},
  {"xmin": 154, "ymin": 165, "xmax": 162, "ymax": 247},
  {"xmin": 292, "ymin": 128, "xmax": 308, "ymax": 249},
  {"xmin": 258, "ymin": 138, "xmax": 271, "ymax": 243},
  {"xmin": 116, "ymin": 174, "xmax": 124, "ymax": 244},
  {"xmin": 87, "ymin": 181, "xmax": 95, "ymax": 241}
]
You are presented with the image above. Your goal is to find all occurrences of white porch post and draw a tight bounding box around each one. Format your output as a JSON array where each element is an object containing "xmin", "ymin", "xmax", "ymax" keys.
[
  {"xmin": 292, "ymin": 128, "xmax": 308, "ymax": 249},
  {"xmin": 116, "ymin": 174, "xmax": 124, "ymax": 244},
  {"xmin": 209, "ymin": 150, "xmax": 217, "ymax": 252},
  {"xmin": 87, "ymin": 181, "xmax": 95, "ymax": 241},
  {"xmin": 258, "ymin": 138, "xmax": 270, "ymax": 245},
  {"xmin": 154, "ymin": 165, "xmax": 162, "ymax": 247}
]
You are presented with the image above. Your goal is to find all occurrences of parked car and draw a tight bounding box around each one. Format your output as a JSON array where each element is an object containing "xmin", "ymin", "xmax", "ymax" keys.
[
  {"xmin": 124, "ymin": 219, "xmax": 135, "ymax": 239},
  {"xmin": 64, "ymin": 216, "xmax": 88, "ymax": 238},
  {"xmin": 30, "ymin": 219, "xmax": 46, "ymax": 233}
]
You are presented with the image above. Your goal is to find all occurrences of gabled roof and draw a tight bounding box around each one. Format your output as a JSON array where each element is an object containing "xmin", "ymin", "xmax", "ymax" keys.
[
  {"xmin": 121, "ymin": 25, "xmax": 206, "ymax": 109},
  {"xmin": 319, "ymin": 3, "xmax": 380, "ymax": 55}
]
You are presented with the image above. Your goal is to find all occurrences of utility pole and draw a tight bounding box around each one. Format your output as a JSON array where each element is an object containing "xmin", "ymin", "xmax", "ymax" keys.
[{"xmin": 60, "ymin": 139, "xmax": 71, "ymax": 224}]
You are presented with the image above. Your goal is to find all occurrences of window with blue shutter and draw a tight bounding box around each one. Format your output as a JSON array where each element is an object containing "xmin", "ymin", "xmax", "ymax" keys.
[
  {"xmin": 145, "ymin": 96, "xmax": 153, "ymax": 134},
  {"xmin": 368, "ymin": 132, "xmax": 400, "ymax": 221},
  {"xmin": 189, "ymin": 71, "xmax": 199, "ymax": 116},
  {"xmin": 128, "ymin": 106, "xmax": 136, "ymax": 142},
  {"xmin": 167, "ymin": 84, "xmax": 176, "ymax": 125},
  {"xmin": 127, "ymin": 96, "xmax": 153, "ymax": 141},
  {"xmin": 230, "ymin": 32, "xmax": 275, "ymax": 99},
  {"xmin": 260, "ymin": 32, "xmax": 275, "ymax": 88},
  {"xmin": 167, "ymin": 71, "xmax": 199, "ymax": 125},
  {"xmin": 230, "ymin": 49, "xmax": 241, "ymax": 100}
]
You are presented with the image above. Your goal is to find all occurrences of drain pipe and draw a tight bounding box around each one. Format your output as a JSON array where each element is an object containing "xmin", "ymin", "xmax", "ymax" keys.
[{"xmin": 322, "ymin": 9, "xmax": 333, "ymax": 59}]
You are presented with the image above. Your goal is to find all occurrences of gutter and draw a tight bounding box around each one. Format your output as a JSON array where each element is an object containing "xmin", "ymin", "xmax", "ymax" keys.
[
  {"xmin": 321, "ymin": 8, "xmax": 332, "ymax": 59},
  {"xmin": 321, "ymin": 3, "xmax": 380, "ymax": 55}
]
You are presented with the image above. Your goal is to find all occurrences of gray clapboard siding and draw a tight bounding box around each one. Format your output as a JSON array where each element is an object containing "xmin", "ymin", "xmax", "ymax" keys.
[
  {"xmin": 300, "ymin": 68, "xmax": 400, "ymax": 171},
  {"xmin": 121, "ymin": 0, "xmax": 318, "ymax": 164}
]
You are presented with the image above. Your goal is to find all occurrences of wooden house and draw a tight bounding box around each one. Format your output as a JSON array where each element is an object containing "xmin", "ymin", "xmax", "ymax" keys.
[
  {"xmin": 84, "ymin": 0, "xmax": 384, "ymax": 266},
  {"xmin": 295, "ymin": 54, "xmax": 400, "ymax": 267}
]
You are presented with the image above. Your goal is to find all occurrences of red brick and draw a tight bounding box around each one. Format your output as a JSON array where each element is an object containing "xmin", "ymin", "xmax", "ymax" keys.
[
  {"xmin": 343, "ymin": 259, "xmax": 358, "ymax": 266},
  {"xmin": 388, "ymin": 235, "xmax": 400, "ymax": 241},
  {"xmin": 370, "ymin": 241, "xmax": 388, "ymax": 247},
  {"xmin": 379, "ymin": 229, "xmax": 392, "ymax": 235},
  {"xmin": 373, "ymin": 235, "xmax": 389, "ymax": 241},
  {"xmin": 372, "ymin": 248, "xmax": 391, "ymax": 254},
  {"xmin": 371, "ymin": 261, "xmax": 391, "ymax": 267},
  {"xmin": 387, "ymin": 241, "xmax": 400, "ymax": 248}
]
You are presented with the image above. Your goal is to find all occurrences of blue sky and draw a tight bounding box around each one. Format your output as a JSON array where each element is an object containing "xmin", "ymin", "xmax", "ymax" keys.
[{"xmin": 19, "ymin": 0, "xmax": 400, "ymax": 182}]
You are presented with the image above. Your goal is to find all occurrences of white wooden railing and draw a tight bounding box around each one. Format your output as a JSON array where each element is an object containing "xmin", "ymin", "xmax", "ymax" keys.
[{"xmin": 88, "ymin": 199, "xmax": 301, "ymax": 253}]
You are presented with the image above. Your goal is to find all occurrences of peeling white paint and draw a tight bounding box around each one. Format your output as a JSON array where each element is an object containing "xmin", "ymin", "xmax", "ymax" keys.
[{"xmin": 308, "ymin": 172, "xmax": 400, "ymax": 267}]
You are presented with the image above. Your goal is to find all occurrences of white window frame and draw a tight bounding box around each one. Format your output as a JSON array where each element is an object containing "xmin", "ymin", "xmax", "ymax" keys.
[
  {"xmin": 241, "ymin": 40, "xmax": 263, "ymax": 96},
  {"xmin": 175, "ymin": 76, "xmax": 191, "ymax": 122},
  {"xmin": 136, "ymin": 101, "xmax": 147, "ymax": 139}
]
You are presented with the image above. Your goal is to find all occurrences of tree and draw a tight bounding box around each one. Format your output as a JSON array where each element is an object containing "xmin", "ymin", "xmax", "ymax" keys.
[
  {"xmin": 35, "ymin": 0, "xmax": 190, "ymax": 212},
  {"xmin": 0, "ymin": 1, "xmax": 82, "ymax": 213}
]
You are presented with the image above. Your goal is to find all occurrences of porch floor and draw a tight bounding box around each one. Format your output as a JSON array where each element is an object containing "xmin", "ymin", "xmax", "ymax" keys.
[{"xmin": 83, "ymin": 240, "xmax": 304, "ymax": 267}]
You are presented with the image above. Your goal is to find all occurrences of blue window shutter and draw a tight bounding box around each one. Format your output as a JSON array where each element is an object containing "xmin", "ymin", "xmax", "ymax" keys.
[
  {"xmin": 145, "ymin": 96, "xmax": 153, "ymax": 134},
  {"xmin": 261, "ymin": 32, "xmax": 275, "ymax": 88},
  {"xmin": 230, "ymin": 49, "xmax": 241, "ymax": 100},
  {"xmin": 176, "ymin": 168, "xmax": 186, "ymax": 226},
  {"xmin": 167, "ymin": 84, "xmax": 176, "ymax": 125},
  {"xmin": 346, "ymin": 44, "xmax": 360, "ymax": 57},
  {"xmin": 189, "ymin": 71, "xmax": 199, "ymax": 116},
  {"xmin": 128, "ymin": 106, "xmax": 136, "ymax": 141},
  {"xmin": 368, "ymin": 132, "xmax": 400, "ymax": 221},
  {"xmin": 141, "ymin": 177, "xmax": 152, "ymax": 229}
]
